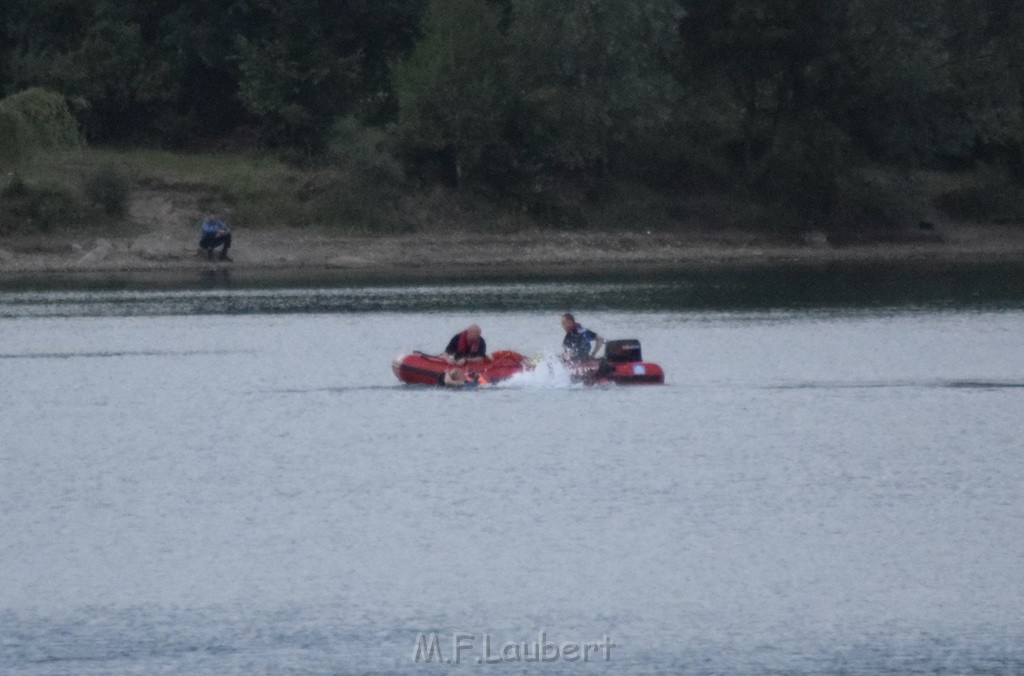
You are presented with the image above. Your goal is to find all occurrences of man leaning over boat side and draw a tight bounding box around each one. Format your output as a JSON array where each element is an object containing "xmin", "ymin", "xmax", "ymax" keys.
[{"xmin": 444, "ymin": 324, "xmax": 488, "ymax": 365}]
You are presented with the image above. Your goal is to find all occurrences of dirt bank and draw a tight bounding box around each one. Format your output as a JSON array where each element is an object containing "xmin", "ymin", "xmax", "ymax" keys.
[{"xmin": 3, "ymin": 184, "xmax": 1024, "ymax": 285}]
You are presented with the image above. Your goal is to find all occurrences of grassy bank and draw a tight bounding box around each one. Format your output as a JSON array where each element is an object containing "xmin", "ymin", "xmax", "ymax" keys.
[
  {"xmin": 3, "ymin": 146, "xmax": 1024, "ymax": 245},
  {"xmin": 4, "ymin": 147, "xmax": 398, "ymax": 235},
  {"xmin": 3, "ymin": 146, "xmax": 545, "ymax": 238}
]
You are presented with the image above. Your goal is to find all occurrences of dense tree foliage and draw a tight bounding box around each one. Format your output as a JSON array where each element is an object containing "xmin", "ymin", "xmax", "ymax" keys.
[
  {"xmin": 1, "ymin": 0, "xmax": 423, "ymax": 146},
  {"xmin": 3, "ymin": 0, "xmax": 1023, "ymax": 224},
  {"xmin": 393, "ymin": 0, "xmax": 507, "ymax": 185},
  {"xmin": 508, "ymin": 0, "xmax": 680, "ymax": 176}
]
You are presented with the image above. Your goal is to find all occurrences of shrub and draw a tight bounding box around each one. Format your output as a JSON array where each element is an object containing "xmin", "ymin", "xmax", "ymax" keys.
[
  {"xmin": 0, "ymin": 107, "xmax": 31, "ymax": 170},
  {"xmin": 84, "ymin": 164, "xmax": 131, "ymax": 217},
  {"xmin": 0, "ymin": 88, "xmax": 83, "ymax": 175},
  {"xmin": 310, "ymin": 170, "xmax": 415, "ymax": 234},
  {"xmin": 935, "ymin": 171, "xmax": 1024, "ymax": 223},
  {"xmin": 1, "ymin": 174, "xmax": 29, "ymax": 198},
  {"xmin": 326, "ymin": 116, "xmax": 404, "ymax": 181},
  {"xmin": 828, "ymin": 171, "xmax": 921, "ymax": 233},
  {"xmin": 0, "ymin": 182, "xmax": 84, "ymax": 234},
  {"xmin": 0, "ymin": 88, "xmax": 83, "ymax": 152}
]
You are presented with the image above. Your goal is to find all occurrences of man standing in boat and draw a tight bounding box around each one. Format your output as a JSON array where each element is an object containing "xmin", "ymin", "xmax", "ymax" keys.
[
  {"xmin": 561, "ymin": 313, "xmax": 604, "ymax": 362},
  {"xmin": 444, "ymin": 324, "xmax": 487, "ymax": 365}
]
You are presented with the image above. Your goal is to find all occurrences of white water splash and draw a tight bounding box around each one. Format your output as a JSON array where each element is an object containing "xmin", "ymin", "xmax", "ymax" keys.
[{"xmin": 499, "ymin": 354, "xmax": 577, "ymax": 389}]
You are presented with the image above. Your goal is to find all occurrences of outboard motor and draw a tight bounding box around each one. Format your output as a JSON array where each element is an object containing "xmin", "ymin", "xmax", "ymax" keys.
[{"xmin": 604, "ymin": 339, "xmax": 642, "ymax": 362}]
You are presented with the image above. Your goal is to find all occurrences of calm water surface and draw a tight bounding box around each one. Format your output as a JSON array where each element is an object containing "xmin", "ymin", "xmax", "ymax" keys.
[{"xmin": 2, "ymin": 274, "xmax": 1023, "ymax": 673}]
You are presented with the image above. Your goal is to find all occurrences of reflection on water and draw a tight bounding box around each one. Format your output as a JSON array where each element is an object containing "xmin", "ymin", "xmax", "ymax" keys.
[
  {"xmin": 0, "ymin": 282, "xmax": 681, "ymax": 317},
  {"xmin": 3, "ymin": 261, "xmax": 1024, "ymax": 316},
  {"xmin": 0, "ymin": 349, "xmax": 244, "ymax": 360}
]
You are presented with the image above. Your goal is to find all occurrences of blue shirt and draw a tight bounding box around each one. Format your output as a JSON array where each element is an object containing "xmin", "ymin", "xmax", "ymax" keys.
[
  {"xmin": 563, "ymin": 323, "xmax": 597, "ymax": 361},
  {"xmin": 201, "ymin": 217, "xmax": 227, "ymax": 236}
]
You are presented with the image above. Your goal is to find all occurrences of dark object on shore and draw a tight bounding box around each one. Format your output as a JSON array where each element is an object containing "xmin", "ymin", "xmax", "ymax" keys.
[
  {"xmin": 199, "ymin": 214, "xmax": 232, "ymax": 261},
  {"xmin": 84, "ymin": 165, "xmax": 130, "ymax": 217},
  {"xmin": 827, "ymin": 226, "xmax": 944, "ymax": 247},
  {"xmin": 918, "ymin": 220, "xmax": 936, "ymax": 231}
]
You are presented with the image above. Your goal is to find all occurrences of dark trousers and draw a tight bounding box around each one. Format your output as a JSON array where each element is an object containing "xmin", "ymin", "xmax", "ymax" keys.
[{"xmin": 200, "ymin": 232, "xmax": 231, "ymax": 257}]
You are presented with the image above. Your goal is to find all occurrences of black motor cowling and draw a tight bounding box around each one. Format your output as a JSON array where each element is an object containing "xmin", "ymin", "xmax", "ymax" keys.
[{"xmin": 605, "ymin": 339, "xmax": 642, "ymax": 362}]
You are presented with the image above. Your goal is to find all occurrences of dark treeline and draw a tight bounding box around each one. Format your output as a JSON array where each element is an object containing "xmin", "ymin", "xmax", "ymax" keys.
[
  {"xmin": 1, "ymin": 0, "xmax": 423, "ymax": 147},
  {"xmin": 3, "ymin": 0, "xmax": 1024, "ymax": 227}
]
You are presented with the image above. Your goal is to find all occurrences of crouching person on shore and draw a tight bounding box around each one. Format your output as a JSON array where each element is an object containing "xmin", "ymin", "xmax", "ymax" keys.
[{"xmin": 198, "ymin": 214, "xmax": 232, "ymax": 261}]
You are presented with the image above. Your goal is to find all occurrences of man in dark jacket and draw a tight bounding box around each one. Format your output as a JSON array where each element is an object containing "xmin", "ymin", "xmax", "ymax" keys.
[
  {"xmin": 444, "ymin": 324, "xmax": 487, "ymax": 364},
  {"xmin": 561, "ymin": 313, "xmax": 604, "ymax": 362}
]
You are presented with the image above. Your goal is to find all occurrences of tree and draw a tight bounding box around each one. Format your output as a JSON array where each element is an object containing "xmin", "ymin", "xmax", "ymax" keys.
[
  {"xmin": 938, "ymin": 0, "xmax": 1024, "ymax": 171},
  {"xmin": 508, "ymin": 0, "xmax": 680, "ymax": 176},
  {"xmin": 1, "ymin": 0, "xmax": 426, "ymax": 148},
  {"xmin": 233, "ymin": 0, "xmax": 426, "ymax": 150},
  {"xmin": 120, "ymin": 0, "xmax": 250, "ymax": 144},
  {"xmin": 836, "ymin": 0, "xmax": 961, "ymax": 164},
  {"xmin": 678, "ymin": 0, "xmax": 854, "ymax": 175},
  {"xmin": 0, "ymin": 87, "xmax": 82, "ymax": 171},
  {"xmin": 2, "ymin": 0, "xmax": 98, "ymax": 101},
  {"xmin": 50, "ymin": 20, "xmax": 157, "ymax": 141},
  {"xmin": 4, "ymin": 2, "xmax": 192, "ymax": 143},
  {"xmin": 393, "ymin": 0, "xmax": 508, "ymax": 185}
]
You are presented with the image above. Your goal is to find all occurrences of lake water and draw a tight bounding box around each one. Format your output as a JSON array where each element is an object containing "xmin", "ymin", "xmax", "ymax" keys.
[{"xmin": 2, "ymin": 266, "xmax": 1024, "ymax": 673}]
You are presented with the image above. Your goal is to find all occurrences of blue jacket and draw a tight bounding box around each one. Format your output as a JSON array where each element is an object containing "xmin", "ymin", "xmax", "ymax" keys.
[
  {"xmin": 563, "ymin": 323, "xmax": 597, "ymax": 361},
  {"xmin": 201, "ymin": 217, "xmax": 228, "ymax": 237}
]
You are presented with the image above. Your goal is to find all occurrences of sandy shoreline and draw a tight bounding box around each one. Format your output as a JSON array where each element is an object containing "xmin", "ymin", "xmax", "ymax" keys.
[{"xmin": 3, "ymin": 224, "xmax": 1024, "ymax": 287}]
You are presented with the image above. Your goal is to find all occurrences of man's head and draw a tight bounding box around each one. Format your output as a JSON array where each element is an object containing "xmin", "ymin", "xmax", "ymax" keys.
[
  {"xmin": 561, "ymin": 313, "xmax": 576, "ymax": 331},
  {"xmin": 466, "ymin": 324, "xmax": 481, "ymax": 339}
]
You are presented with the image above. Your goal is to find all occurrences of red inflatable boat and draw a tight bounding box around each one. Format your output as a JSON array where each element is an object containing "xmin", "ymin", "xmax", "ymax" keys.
[
  {"xmin": 392, "ymin": 350, "xmax": 529, "ymax": 386},
  {"xmin": 392, "ymin": 340, "xmax": 664, "ymax": 386},
  {"xmin": 566, "ymin": 339, "xmax": 665, "ymax": 385}
]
